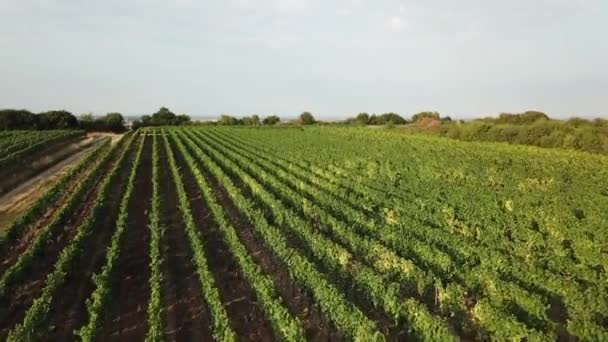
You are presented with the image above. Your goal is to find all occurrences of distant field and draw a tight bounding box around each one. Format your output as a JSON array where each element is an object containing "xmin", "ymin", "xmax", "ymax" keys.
[{"xmin": 0, "ymin": 126, "xmax": 606, "ymax": 341}]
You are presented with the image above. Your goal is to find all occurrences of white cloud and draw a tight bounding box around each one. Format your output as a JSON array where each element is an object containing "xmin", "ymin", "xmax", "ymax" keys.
[{"xmin": 385, "ymin": 16, "xmax": 409, "ymax": 32}]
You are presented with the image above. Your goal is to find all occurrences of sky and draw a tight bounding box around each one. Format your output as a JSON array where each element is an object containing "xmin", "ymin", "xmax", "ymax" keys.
[{"xmin": 0, "ymin": 0, "xmax": 607, "ymax": 119}]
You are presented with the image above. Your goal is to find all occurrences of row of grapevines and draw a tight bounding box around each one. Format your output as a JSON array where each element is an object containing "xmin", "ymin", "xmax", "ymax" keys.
[
  {"xmin": 203, "ymin": 128, "xmax": 555, "ymax": 339},
  {"xmin": 6, "ymin": 132, "xmax": 137, "ymax": 341},
  {"xmin": 167, "ymin": 129, "xmax": 306, "ymax": 341},
  {"xmin": 0, "ymin": 137, "xmax": 110, "ymax": 257},
  {"xmin": 0, "ymin": 133, "xmax": 132, "ymax": 299},
  {"xmin": 76, "ymin": 132, "xmax": 145, "ymax": 341},
  {"xmin": 223, "ymin": 129, "xmax": 608, "ymax": 339},
  {"xmin": 0, "ymin": 130, "xmax": 84, "ymax": 168},
  {"xmin": 161, "ymin": 130, "xmax": 236, "ymax": 341},
  {"xmin": 217, "ymin": 127, "xmax": 608, "ymax": 339},
  {"xmin": 171, "ymin": 128, "xmax": 384, "ymax": 341},
  {"xmin": 230, "ymin": 126, "xmax": 608, "ymax": 285},
  {"xmin": 0, "ymin": 130, "xmax": 72, "ymax": 150},
  {"xmin": 0, "ymin": 130, "xmax": 76, "ymax": 158},
  {"xmin": 207, "ymin": 128, "xmax": 460, "ymax": 280},
  {"xmin": 188, "ymin": 128, "xmax": 479, "ymax": 340},
  {"xmin": 146, "ymin": 131, "xmax": 163, "ymax": 342}
]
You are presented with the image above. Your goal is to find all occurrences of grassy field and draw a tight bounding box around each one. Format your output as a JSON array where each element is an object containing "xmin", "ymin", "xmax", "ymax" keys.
[{"xmin": 0, "ymin": 126, "xmax": 606, "ymax": 341}]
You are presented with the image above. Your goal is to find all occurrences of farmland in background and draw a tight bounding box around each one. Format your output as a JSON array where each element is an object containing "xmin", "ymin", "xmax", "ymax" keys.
[{"xmin": 0, "ymin": 126, "xmax": 606, "ymax": 341}]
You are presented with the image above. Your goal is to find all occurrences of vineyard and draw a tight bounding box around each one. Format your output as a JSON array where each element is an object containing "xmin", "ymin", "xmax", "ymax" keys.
[
  {"xmin": 0, "ymin": 130, "xmax": 84, "ymax": 170},
  {"xmin": 0, "ymin": 126, "xmax": 607, "ymax": 341}
]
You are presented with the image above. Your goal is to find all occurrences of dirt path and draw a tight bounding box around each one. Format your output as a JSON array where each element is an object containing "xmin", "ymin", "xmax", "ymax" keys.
[
  {"xmin": 158, "ymin": 139, "xmax": 213, "ymax": 341},
  {"xmin": 87, "ymin": 132, "xmax": 123, "ymax": 145},
  {"xmin": 0, "ymin": 136, "xmax": 106, "ymax": 231},
  {"xmin": 0, "ymin": 138, "xmax": 125, "ymax": 339},
  {"xmin": 0, "ymin": 135, "xmax": 88, "ymax": 195},
  {"xmin": 45, "ymin": 137, "xmax": 136, "ymax": 340}
]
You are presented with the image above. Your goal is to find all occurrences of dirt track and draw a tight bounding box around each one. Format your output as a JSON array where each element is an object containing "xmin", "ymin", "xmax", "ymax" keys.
[{"xmin": 0, "ymin": 133, "xmax": 123, "ymax": 232}]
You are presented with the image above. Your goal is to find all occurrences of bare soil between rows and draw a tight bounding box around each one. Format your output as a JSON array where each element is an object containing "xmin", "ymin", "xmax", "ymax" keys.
[
  {"xmin": 0, "ymin": 137, "xmax": 126, "ymax": 339},
  {"xmin": 99, "ymin": 134, "xmax": 152, "ymax": 341},
  {"xmin": 194, "ymin": 147, "xmax": 344, "ymax": 341},
  {"xmin": 187, "ymin": 129, "xmax": 408, "ymax": 340},
  {"xmin": 158, "ymin": 134, "xmax": 214, "ymax": 341},
  {"xmin": 172, "ymin": 136, "xmax": 275, "ymax": 341},
  {"xmin": 45, "ymin": 137, "xmax": 136, "ymax": 340}
]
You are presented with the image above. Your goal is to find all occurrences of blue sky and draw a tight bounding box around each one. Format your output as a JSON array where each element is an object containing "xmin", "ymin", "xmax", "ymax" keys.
[{"xmin": 1, "ymin": 0, "xmax": 606, "ymax": 119}]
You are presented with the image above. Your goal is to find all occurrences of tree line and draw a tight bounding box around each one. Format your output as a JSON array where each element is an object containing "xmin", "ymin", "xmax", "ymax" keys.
[
  {"xmin": 0, "ymin": 109, "xmax": 127, "ymax": 132},
  {"xmin": 3, "ymin": 107, "xmax": 606, "ymax": 155},
  {"xmin": 439, "ymin": 112, "xmax": 608, "ymax": 155},
  {"xmin": 132, "ymin": 107, "xmax": 191, "ymax": 128},
  {"xmin": 212, "ymin": 111, "xmax": 451, "ymax": 126},
  {"xmin": 0, "ymin": 107, "xmax": 194, "ymax": 132},
  {"xmin": 1, "ymin": 107, "xmax": 443, "ymax": 131}
]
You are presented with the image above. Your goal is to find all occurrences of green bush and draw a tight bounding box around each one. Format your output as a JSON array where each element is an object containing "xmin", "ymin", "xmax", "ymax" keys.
[{"xmin": 441, "ymin": 118, "xmax": 608, "ymax": 155}]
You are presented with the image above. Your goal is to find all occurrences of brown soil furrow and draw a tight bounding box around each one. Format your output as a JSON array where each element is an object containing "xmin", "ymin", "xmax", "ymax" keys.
[
  {"xmin": 174, "ymin": 139, "xmax": 274, "ymax": 341},
  {"xmin": 44, "ymin": 137, "xmax": 138, "ymax": 340},
  {"xmin": 0, "ymin": 138, "xmax": 128, "ymax": 339},
  {"xmin": 183, "ymin": 132, "xmax": 406, "ymax": 340},
  {"xmin": 197, "ymin": 151, "xmax": 343, "ymax": 341},
  {"xmin": 158, "ymin": 138, "xmax": 213, "ymax": 341},
  {"xmin": 98, "ymin": 134, "xmax": 152, "ymax": 341}
]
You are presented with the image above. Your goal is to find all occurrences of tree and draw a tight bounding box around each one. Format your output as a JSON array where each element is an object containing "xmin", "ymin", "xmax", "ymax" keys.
[
  {"xmin": 0, "ymin": 109, "xmax": 37, "ymax": 130},
  {"xmin": 495, "ymin": 111, "xmax": 549, "ymax": 124},
  {"xmin": 367, "ymin": 113, "xmax": 406, "ymax": 125},
  {"xmin": 242, "ymin": 115, "xmax": 261, "ymax": 125},
  {"xmin": 262, "ymin": 115, "xmax": 281, "ymax": 125},
  {"xmin": 379, "ymin": 113, "xmax": 406, "ymax": 125},
  {"xmin": 355, "ymin": 113, "xmax": 370, "ymax": 125},
  {"xmin": 219, "ymin": 115, "xmax": 239, "ymax": 125},
  {"xmin": 368, "ymin": 114, "xmax": 379, "ymax": 125},
  {"xmin": 79, "ymin": 113, "xmax": 94, "ymax": 122},
  {"xmin": 299, "ymin": 112, "xmax": 316, "ymax": 125},
  {"xmin": 141, "ymin": 115, "xmax": 152, "ymax": 125},
  {"xmin": 37, "ymin": 110, "xmax": 79, "ymax": 129},
  {"xmin": 104, "ymin": 112, "xmax": 126, "ymax": 132},
  {"xmin": 133, "ymin": 107, "xmax": 191, "ymax": 128},
  {"xmin": 175, "ymin": 114, "xmax": 191, "ymax": 125},
  {"xmin": 412, "ymin": 111, "xmax": 440, "ymax": 122},
  {"xmin": 77, "ymin": 112, "xmax": 126, "ymax": 132},
  {"xmin": 151, "ymin": 106, "xmax": 177, "ymax": 125}
]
